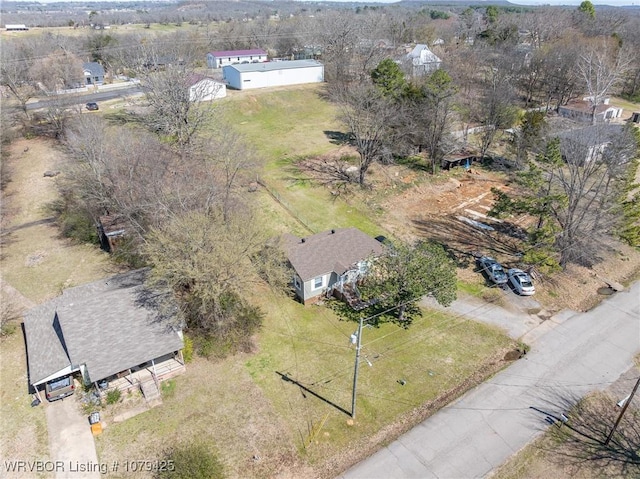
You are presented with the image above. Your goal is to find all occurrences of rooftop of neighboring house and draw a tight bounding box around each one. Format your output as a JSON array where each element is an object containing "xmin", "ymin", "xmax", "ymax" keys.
[
  {"xmin": 83, "ymin": 62, "xmax": 105, "ymax": 76},
  {"xmin": 208, "ymin": 48, "xmax": 267, "ymax": 57},
  {"xmin": 223, "ymin": 59, "xmax": 323, "ymax": 73},
  {"xmin": 23, "ymin": 269, "xmax": 183, "ymax": 386},
  {"xmin": 560, "ymin": 98, "xmax": 618, "ymax": 114}
]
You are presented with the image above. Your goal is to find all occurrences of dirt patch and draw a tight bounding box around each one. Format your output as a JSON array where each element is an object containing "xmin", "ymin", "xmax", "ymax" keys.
[{"xmin": 377, "ymin": 163, "xmax": 640, "ymax": 312}]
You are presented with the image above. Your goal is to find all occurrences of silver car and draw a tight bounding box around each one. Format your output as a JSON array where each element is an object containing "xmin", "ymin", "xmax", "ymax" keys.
[
  {"xmin": 478, "ymin": 256, "xmax": 508, "ymax": 285},
  {"xmin": 507, "ymin": 269, "xmax": 535, "ymax": 296}
]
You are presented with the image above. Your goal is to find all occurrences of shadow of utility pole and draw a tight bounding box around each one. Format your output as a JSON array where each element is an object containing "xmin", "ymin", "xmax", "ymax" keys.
[{"xmin": 276, "ymin": 371, "xmax": 351, "ymax": 417}]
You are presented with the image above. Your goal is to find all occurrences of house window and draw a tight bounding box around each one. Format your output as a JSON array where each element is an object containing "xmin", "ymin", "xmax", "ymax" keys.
[
  {"xmin": 293, "ymin": 276, "xmax": 301, "ymax": 290},
  {"xmin": 313, "ymin": 276, "xmax": 324, "ymax": 290}
]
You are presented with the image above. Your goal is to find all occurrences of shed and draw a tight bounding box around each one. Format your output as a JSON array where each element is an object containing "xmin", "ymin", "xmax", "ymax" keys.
[
  {"xmin": 187, "ymin": 75, "xmax": 227, "ymax": 102},
  {"xmin": 207, "ymin": 49, "xmax": 268, "ymax": 69},
  {"xmin": 223, "ymin": 60, "xmax": 324, "ymax": 91}
]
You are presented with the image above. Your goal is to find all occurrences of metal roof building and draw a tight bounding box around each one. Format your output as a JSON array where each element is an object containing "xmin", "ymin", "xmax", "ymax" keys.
[{"xmin": 222, "ymin": 60, "xmax": 324, "ymax": 91}]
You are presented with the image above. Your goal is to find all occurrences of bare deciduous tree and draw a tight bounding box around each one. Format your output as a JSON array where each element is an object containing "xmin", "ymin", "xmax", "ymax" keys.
[
  {"xmin": 577, "ymin": 40, "xmax": 632, "ymax": 124},
  {"xmin": 334, "ymin": 84, "xmax": 396, "ymax": 186}
]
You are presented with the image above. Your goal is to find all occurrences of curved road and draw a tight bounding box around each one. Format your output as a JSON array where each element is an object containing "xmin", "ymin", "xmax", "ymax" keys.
[{"xmin": 340, "ymin": 282, "xmax": 640, "ymax": 479}]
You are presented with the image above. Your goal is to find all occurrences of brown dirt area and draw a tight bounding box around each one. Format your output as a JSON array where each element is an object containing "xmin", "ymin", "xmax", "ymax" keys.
[{"xmin": 371, "ymin": 162, "xmax": 640, "ymax": 314}]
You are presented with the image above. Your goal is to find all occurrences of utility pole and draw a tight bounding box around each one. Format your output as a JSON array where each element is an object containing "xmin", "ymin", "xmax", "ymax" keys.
[
  {"xmin": 605, "ymin": 375, "xmax": 640, "ymax": 446},
  {"xmin": 351, "ymin": 316, "xmax": 364, "ymax": 418}
]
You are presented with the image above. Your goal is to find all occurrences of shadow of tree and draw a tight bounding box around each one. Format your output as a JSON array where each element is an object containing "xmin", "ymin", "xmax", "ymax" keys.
[
  {"xmin": 323, "ymin": 130, "xmax": 351, "ymax": 146},
  {"xmin": 411, "ymin": 215, "xmax": 524, "ymax": 267},
  {"xmin": 528, "ymin": 386, "xmax": 640, "ymax": 476}
]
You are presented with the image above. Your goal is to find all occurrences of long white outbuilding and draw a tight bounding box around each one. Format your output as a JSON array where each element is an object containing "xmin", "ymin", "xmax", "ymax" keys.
[{"xmin": 222, "ymin": 59, "xmax": 324, "ymax": 90}]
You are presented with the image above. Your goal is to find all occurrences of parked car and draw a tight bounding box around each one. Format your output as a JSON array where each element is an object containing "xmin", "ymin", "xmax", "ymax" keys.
[
  {"xmin": 85, "ymin": 102, "xmax": 99, "ymax": 111},
  {"xmin": 45, "ymin": 375, "xmax": 75, "ymax": 401},
  {"xmin": 507, "ymin": 269, "xmax": 535, "ymax": 296},
  {"xmin": 477, "ymin": 256, "xmax": 508, "ymax": 285}
]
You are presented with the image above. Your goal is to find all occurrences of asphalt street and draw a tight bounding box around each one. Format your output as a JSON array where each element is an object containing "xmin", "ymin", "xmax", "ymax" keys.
[{"xmin": 341, "ymin": 282, "xmax": 640, "ymax": 479}]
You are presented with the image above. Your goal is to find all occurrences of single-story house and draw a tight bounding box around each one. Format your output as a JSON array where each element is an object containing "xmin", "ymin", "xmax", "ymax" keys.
[
  {"xmin": 187, "ymin": 74, "xmax": 227, "ymax": 102},
  {"xmin": 282, "ymin": 228, "xmax": 386, "ymax": 305},
  {"xmin": 207, "ymin": 49, "xmax": 268, "ymax": 69},
  {"xmin": 555, "ymin": 124, "xmax": 624, "ymax": 165},
  {"xmin": 83, "ymin": 62, "xmax": 105, "ymax": 85},
  {"xmin": 5, "ymin": 24, "xmax": 29, "ymax": 31},
  {"xmin": 558, "ymin": 97, "xmax": 623, "ymax": 123},
  {"xmin": 223, "ymin": 59, "xmax": 324, "ymax": 91},
  {"xmin": 23, "ymin": 269, "xmax": 185, "ymax": 401},
  {"xmin": 406, "ymin": 44, "xmax": 442, "ymax": 76}
]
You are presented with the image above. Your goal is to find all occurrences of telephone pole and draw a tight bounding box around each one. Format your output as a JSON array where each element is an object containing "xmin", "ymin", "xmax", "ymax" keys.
[
  {"xmin": 351, "ymin": 316, "xmax": 364, "ymax": 418},
  {"xmin": 605, "ymin": 375, "xmax": 640, "ymax": 446}
]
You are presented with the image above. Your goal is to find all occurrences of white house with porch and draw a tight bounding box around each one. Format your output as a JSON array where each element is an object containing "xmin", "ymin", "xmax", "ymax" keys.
[{"xmin": 23, "ymin": 269, "xmax": 185, "ymax": 402}]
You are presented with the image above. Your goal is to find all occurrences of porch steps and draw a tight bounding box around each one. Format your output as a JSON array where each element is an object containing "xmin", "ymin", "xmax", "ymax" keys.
[{"xmin": 140, "ymin": 379, "xmax": 161, "ymax": 403}]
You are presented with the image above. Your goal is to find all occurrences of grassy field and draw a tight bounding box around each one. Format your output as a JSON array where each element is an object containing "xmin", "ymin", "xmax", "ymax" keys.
[
  {"xmin": 221, "ymin": 85, "xmax": 385, "ymax": 237},
  {"xmin": 95, "ymin": 284, "xmax": 515, "ymax": 478}
]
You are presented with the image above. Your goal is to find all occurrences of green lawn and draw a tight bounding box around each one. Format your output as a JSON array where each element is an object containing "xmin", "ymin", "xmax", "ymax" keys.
[
  {"xmin": 221, "ymin": 85, "xmax": 386, "ymax": 237},
  {"xmin": 95, "ymin": 286, "xmax": 515, "ymax": 477}
]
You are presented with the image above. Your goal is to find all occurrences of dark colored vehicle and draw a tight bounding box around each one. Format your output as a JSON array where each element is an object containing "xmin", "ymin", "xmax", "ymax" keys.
[
  {"xmin": 45, "ymin": 375, "xmax": 75, "ymax": 401},
  {"xmin": 477, "ymin": 256, "xmax": 508, "ymax": 285},
  {"xmin": 86, "ymin": 102, "xmax": 99, "ymax": 111}
]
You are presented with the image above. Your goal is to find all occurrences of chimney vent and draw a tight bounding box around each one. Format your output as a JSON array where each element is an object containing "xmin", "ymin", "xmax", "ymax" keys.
[
  {"xmin": 331, "ymin": 229, "xmax": 335, "ymax": 234},
  {"xmin": 301, "ymin": 238, "xmax": 306, "ymax": 243}
]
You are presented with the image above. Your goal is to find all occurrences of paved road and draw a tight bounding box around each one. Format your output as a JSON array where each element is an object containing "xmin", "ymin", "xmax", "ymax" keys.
[
  {"xmin": 46, "ymin": 398, "xmax": 102, "ymax": 479},
  {"xmin": 341, "ymin": 282, "xmax": 640, "ymax": 479},
  {"xmin": 26, "ymin": 85, "xmax": 143, "ymax": 111}
]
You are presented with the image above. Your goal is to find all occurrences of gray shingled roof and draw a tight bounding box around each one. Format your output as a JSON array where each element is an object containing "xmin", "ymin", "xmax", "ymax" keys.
[
  {"xmin": 282, "ymin": 228, "xmax": 385, "ymax": 282},
  {"xmin": 223, "ymin": 59, "xmax": 322, "ymax": 73},
  {"xmin": 83, "ymin": 62, "xmax": 105, "ymax": 77},
  {"xmin": 23, "ymin": 269, "xmax": 183, "ymax": 386},
  {"xmin": 555, "ymin": 124, "xmax": 623, "ymax": 148}
]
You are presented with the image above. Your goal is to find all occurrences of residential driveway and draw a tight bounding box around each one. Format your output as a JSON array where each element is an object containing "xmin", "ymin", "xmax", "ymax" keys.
[
  {"xmin": 341, "ymin": 282, "xmax": 640, "ymax": 479},
  {"xmin": 421, "ymin": 290, "xmax": 570, "ymax": 340},
  {"xmin": 45, "ymin": 398, "xmax": 101, "ymax": 479}
]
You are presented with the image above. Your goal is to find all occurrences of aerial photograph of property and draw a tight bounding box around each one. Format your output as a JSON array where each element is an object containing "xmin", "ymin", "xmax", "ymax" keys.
[{"xmin": 0, "ymin": 0, "xmax": 639, "ymax": 478}]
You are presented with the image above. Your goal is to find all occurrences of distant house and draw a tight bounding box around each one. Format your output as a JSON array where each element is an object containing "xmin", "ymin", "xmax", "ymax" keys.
[
  {"xmin": 555, "ymin": 124, "xmax": 624, "ymax": 165},
  {"xmin": 5, "ymin": 24, "xmax": 29, "ymax": 31},
  {"xmin": 223, "ymin": 59, "xmax": 324, "ymax": 90},
  {"xmin": 206, "ymin": 49, "xmax": 268, "ymax": 69},
  {"xmin": 83, "ymin": 62, "xmax": 105, "ymax": 86},
  {"xmin": 23, "ymin": 269, "xmax": 185, "ymax": 402},
  {"xmin": 558, "ymin": 97, "xmax": 623, "ymax": 123},
  {"xmin": 282, "ymin": 228, "xmax": 386, "ymax": 305},
  {"xmin": 406, "ymin": 44, "xmax": 442, "ymax": 76},
  {"xmin": 187, "ymin": 75, "xmax": 227, "ymax": 102}
]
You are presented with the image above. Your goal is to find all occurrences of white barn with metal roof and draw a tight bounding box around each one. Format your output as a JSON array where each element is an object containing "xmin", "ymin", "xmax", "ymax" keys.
[{"xmin": 222, "ymin": 59, "xmax": 324, "ymax": 90}]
